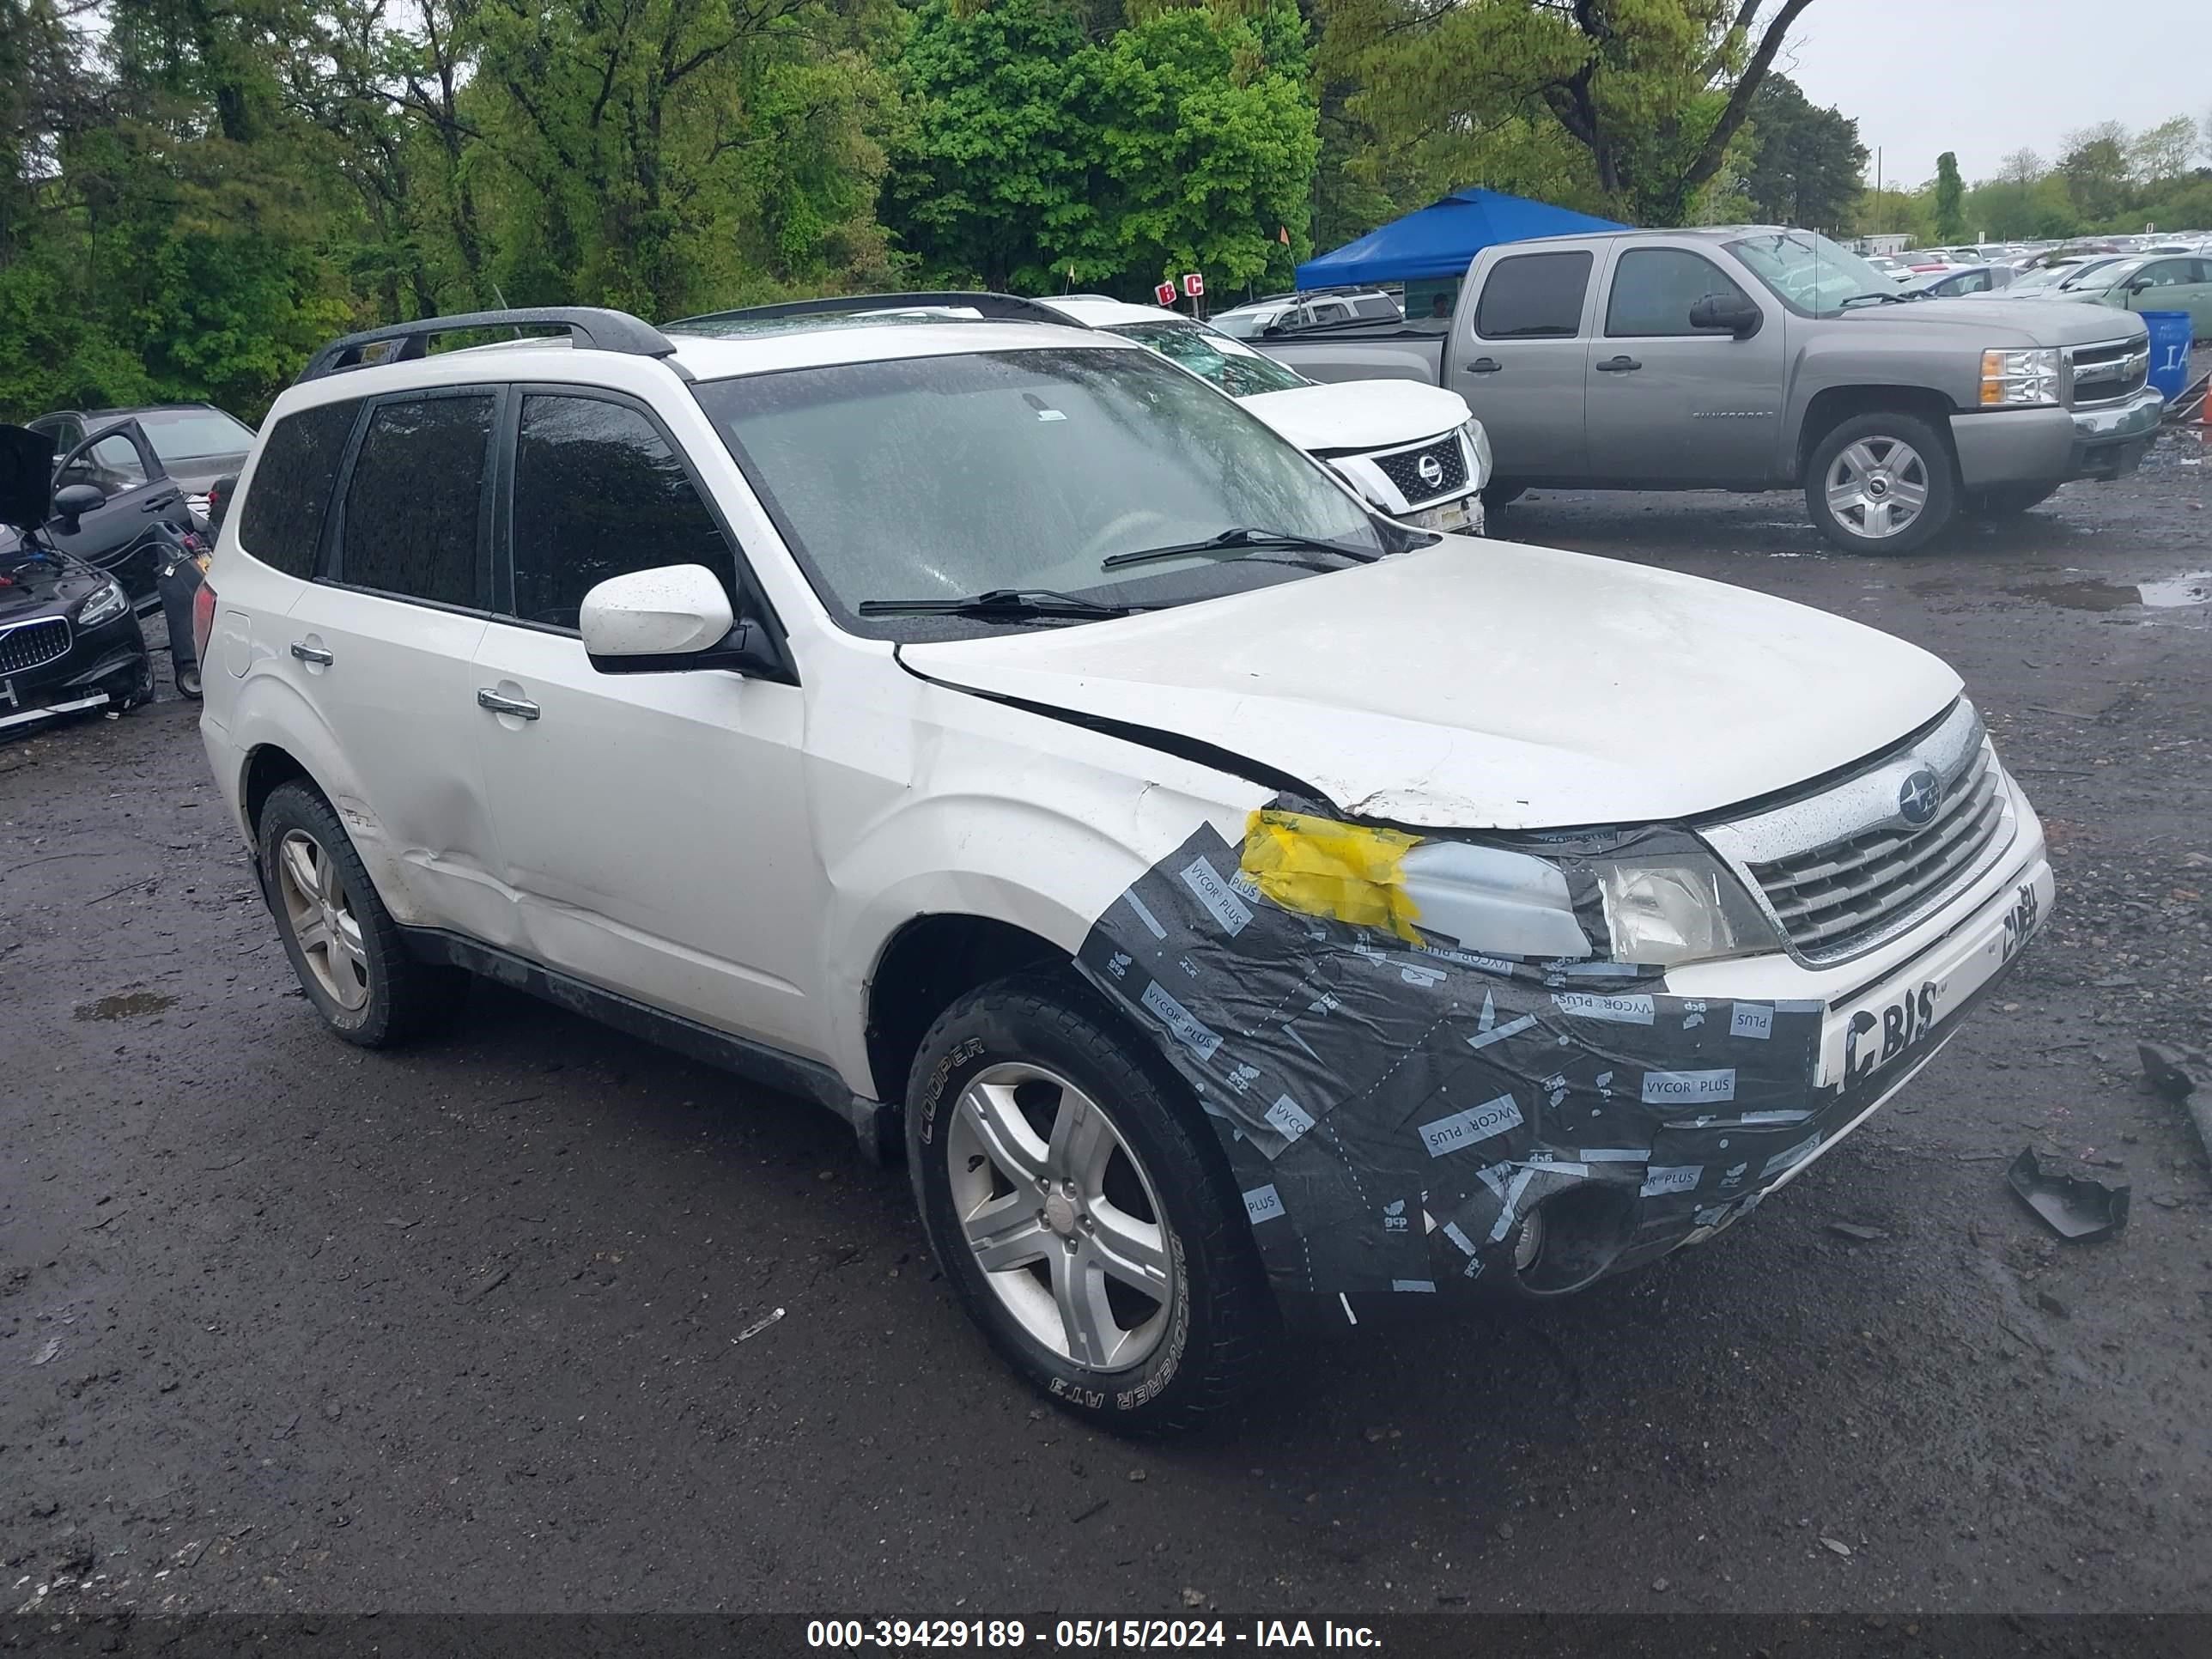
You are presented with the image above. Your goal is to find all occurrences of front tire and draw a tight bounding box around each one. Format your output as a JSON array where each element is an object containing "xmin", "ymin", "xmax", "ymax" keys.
[
  {"xmin": 1805, "ymin": 411, "xmax": 1957, "ymax": 554},
  {"xmin": 906, "ymin": 970, "xmax": 1274, "ymax": 1434},
  {"xmin": 257, "ymin": 781, "xmax": 467, "ymax": 1047}
]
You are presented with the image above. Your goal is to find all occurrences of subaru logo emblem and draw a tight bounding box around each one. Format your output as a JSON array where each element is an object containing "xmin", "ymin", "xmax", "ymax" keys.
[
  {"xmin": 1898, "ymin": 767, "xmax": 1942, "ymax": 827},
  {"xmin": 1416, "ymin": 453, "xmax": 1445, "ymax": 489}
]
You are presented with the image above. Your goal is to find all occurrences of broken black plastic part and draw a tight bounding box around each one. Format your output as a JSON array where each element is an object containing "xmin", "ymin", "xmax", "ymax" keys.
[
  {"xmin": 2138, "ymin": 1040, "xmax": 2201, "ymax": 1099},
  {"xmin": 2007, "ymin": 1146, "xmax": 2130, "ymax": 1242}
]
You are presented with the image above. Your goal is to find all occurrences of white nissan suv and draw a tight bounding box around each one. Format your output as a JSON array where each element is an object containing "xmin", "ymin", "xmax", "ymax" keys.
[{"xmin": 200, "ymin": 298, "xmax": 2052, "ymax": 1434}]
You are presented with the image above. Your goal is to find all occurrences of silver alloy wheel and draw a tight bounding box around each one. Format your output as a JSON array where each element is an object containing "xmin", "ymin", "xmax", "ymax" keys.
[
  {"xmin": 276, "ymin": 828, "xmax": 370, "ymax": 1012},
  {"xmin": 945, "ymin": 1061, "xmax": 1176, "ymax": 1372},
  {"xmin": 1825, "ymin": 435, "xmax": 1930, "ymax": 540}
]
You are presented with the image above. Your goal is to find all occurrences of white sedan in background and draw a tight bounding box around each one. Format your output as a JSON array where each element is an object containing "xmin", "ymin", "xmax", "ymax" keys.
[{"xmin": 1042, "ymin": 295, "xmax": 1491, "ymax": 536}]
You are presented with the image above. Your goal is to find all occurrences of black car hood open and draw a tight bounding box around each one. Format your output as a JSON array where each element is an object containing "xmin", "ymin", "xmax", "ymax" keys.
[
  {"xmin": 0, "ymin": 423, "xmax": 58, "ymax": 532},
  {"xmin": 0, "ymin": 542, "xmax": 106, "ymax": 618}
]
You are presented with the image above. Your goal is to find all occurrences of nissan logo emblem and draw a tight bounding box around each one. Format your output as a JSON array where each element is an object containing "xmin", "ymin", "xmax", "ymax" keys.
[{"xmin": 1416, "ymin": 453, "xmax": 1445, "ymax": 489}]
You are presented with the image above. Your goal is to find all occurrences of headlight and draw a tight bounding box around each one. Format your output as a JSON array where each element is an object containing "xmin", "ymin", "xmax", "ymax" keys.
[
  {"xmin": 1981, "ymin": 346, "xmax": 2059, "ymax": 406},
  {"xmin": 76, "ymin": 580, "xmax": 130, "ymax": 628},
  {"xmin": 1593, "ymin": 854, "xmax": 1783, "ymax": 968},
  {"xmin": 1399, "ymin": 840, "xmax": 1589, "ymax": 957},
  {"xmin": 1242, "ymin": 811, "xmax": 1784, "ymax": 968},
  {"xmin": 1462, "ymin": 420, "xmax": 1492, "ymax": 489}
]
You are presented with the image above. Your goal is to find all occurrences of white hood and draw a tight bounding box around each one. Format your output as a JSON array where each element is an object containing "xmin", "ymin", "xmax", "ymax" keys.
[
  {"xmin": 1242, "ymin": 380, "xmax": 1473, "ymax": 455},
  {"xmin": 902, "ymin": 541, "xmax": 1962, "ymax": 830}
]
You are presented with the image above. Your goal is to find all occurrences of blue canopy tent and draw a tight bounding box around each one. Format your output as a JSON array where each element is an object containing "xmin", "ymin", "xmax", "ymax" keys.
[{"xmin": 1296, "ymin": 187, "xmax": 1626, "ymax": 289}]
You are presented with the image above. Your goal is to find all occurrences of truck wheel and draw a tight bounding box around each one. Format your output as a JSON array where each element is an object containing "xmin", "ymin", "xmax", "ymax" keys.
[
  {"xmin": 1483, "ymin": 483, "xmax": 1527, "ymax": 511},
  {"xmin": 1805, "ymin": 412, "xmax": 1956, "ymax": 554},
  {"xmin": 906, "ymin": 969, "xmax": 1275, "ymax": 1435},
  {"xmin": 258, "ymin": 780, "xmax": 468, "ymax": 1047},
  {"xmin": 1966, "ymin": 483, "xmax": 2057, "ymax": 517}
]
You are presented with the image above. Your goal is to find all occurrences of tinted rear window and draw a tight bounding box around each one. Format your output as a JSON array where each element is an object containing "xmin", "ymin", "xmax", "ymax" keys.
[
  {"xmin": 1475, "ymin": 252, "xmax": 1594, "ymax": 339},
  {"xmin": 337, "ymin": 395, "xmax": 492, "ymax": 608},
  {"xmin": 237, "ymin": 399, "xmax": 362, "ymax": 579}
]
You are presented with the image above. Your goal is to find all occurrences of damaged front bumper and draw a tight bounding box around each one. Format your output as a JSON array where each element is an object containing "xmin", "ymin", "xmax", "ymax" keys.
[
  {"xmin": 0, "ymin": 617, "xmax": 149, "ymax": 733},
  {"xmin": 1073, "ymin": 784, "xmax": 2052, "ymax": 1333}
]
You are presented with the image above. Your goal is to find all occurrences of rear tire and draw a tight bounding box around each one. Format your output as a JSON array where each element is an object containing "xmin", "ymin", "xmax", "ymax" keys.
[
  {"xmin": 1805, "ymin": 411, "xmax": 1956, "ymax": 554},
  {"xmin": 257, "ymin": 780, "xmax": 468, "ymax": 1047},
  {"xmin": 906, "ymin": 969, "xmax": 1274, "ymax": 1435},
  {"xmin": 1965, "ymin": 483, "xmax": 2057, "ymax": 517}
]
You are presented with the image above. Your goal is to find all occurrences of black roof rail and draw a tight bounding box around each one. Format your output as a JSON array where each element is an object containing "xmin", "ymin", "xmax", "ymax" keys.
[
  {"xmin": 296, "ymin": 307, "xmax": 683, "ymax": 383},
  {"xmin": 666, "ymin": 291, "xmax": 1075, "ymax": 330}
]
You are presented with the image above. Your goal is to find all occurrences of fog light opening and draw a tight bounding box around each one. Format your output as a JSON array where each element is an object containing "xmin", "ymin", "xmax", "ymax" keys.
[{"xmin": 1509, "ymin": 1185, "xmax": 1637, "ymax": 1297}]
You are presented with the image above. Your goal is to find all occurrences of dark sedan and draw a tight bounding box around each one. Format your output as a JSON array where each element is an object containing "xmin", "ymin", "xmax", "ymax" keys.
[
  {"xmin": 27, "ymin": 403, "xmax": 256, "ymax": 526},
  {"xmin": 1, "ymin": 427, "xmax": 154, "ymax": 733}
]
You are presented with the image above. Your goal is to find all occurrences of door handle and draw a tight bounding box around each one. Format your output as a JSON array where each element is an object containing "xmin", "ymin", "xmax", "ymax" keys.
[
  {"xmin": 289, "ymin": 641, "xmax": 333, "ymax": 665},
  {"xmin": 477, "ymin": 688, "xmax": 540, "ymax": 720},
  {"xmin": 1467, "ymin": 356, "xmax": 1503, "ymax": 374},
  {"xmin": 141, "ymin": 495, "xmax": 179, "ymax": 514},
  {"xmin": 1595, "ymin": 356, "xmax": 1643, "ymax": 373}
]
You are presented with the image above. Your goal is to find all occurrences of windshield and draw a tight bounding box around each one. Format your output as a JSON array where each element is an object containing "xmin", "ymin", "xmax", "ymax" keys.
[
  {"xmin": 1207, "ymin": 309, "xmax": 1279, "ymax": 340},
  {"xmin": 2009, "ymin": 264, "xmax": 2077, "ymax": 292},
  {"xmin": 691, "ymin": 346, "xmax": 1382, "ymax": 637},
  {"xmin": 2066, "ymin": 258, "xmax": 2142, "ymax": 291},
  {"xmin": 1106, "ymin": 319, "xmax": 1310, "ymax": 398},
  {"xmin": 129, "ymin": 406, "xmax": 257, "ymax": 463},
  {"xmin": 1728, "ymin": 231, "xmax": 1898, "ymax": 317}
]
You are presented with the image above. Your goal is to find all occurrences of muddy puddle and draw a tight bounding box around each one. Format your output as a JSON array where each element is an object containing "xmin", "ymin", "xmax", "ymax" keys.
[
  {"xmin": 2014, "ymin": 570, "xmax": 2212, "ymax": 611},
  {"xmin": 75, "ymin": 991, "xmax": 178, "ymax": 1021}
]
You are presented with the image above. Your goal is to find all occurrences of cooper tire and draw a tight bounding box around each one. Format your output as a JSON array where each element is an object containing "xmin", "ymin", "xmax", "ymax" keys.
[
  {"xmin": 1966, "ymin": 483, "xmax": 2058, "ymax": 517},
  {"xmin": 257, "ymin": 780, "xmax": 467, "ymax": 1048},
  {"xmin": 1805, "ymin": 411, "xmax": 1957, "ymax": 554},
  {"xmin": 906, "ymin": 969, "xmax": 1274, "ymax": 1435}
]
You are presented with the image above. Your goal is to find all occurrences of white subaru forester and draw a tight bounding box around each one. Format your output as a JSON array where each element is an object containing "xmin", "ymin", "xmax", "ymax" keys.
[{"xmin": 199, "ymin": 297, "xmax": 2052, "ymax": 1433}]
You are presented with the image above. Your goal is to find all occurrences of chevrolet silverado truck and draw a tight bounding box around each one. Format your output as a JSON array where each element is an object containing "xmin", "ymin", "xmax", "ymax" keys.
[{"xmin": 1257, "ymin": 227, "xmax": 2162, "ymax": 554}]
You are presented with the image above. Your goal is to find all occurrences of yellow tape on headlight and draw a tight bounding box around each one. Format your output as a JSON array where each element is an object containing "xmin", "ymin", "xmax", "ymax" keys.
[{"xmin": 1239, "ymin": 810, "xmax": 1424, "ymax": 942}]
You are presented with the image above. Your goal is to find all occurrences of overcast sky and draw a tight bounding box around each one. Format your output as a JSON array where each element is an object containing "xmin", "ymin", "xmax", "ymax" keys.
[{"xmin": 1785, "ymin": 0, "xmax": 2210, "ymax": 186}]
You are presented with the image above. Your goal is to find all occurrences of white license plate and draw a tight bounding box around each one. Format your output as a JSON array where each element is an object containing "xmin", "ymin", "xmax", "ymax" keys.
[{"xmin": 1408, "ymin": 497, "xmax": 1475, "ymax": 534}]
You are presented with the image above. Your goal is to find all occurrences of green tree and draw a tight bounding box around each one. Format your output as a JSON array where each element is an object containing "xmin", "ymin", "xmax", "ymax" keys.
[
  {"xmin": 2057, "ymin": 121, "xmax": 2130, "ymax": 222},
  {"xmin": 1320, "ymin": 0, "xmax": 1818, "ymax": 228},
  {"xmin": 1932, "ymin": 149, "xmax": 1963, "ymax": 240},
  {"xmin": 1741, "ymin": 72, "xmax": 1864, "ymax": 230},
  {"xmin": 887, "ymin": 0, "xmax": 1317, "ymax": 295},
  {"xmin": 2128, "ymin": 115, "xmax": 2197, "ymax": 184}
]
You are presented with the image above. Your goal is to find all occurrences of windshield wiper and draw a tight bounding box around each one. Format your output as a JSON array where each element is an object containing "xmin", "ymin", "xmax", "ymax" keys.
[
  {"xmin": 1838, "ymin": 289, "xmax": 1913, "ymax": 309},
  {"xmin": 856, "ymin": 587, "xmax": 1147, "ymax": 621},
  {"xmin": 1102, "ymin": 526, "xmax": 1381, "ymax": 572}
]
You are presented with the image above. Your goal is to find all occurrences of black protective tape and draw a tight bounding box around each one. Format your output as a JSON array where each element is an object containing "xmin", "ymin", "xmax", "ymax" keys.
[{"xmin": 1073, "ymin": 816, "xmax": 1839, "ymax": 1329}]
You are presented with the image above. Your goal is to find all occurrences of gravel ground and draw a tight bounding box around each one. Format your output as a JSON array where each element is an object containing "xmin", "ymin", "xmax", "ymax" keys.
[{"xmin": 3, "ymin": 416, "xmax": 2210, "ymax": 1620}]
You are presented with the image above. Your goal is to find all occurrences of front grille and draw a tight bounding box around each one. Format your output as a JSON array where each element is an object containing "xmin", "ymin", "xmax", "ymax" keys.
[
  {"xmin": 0, "ymin": 617, "xmax": 70, "ymax": 677},
  {"xmin": 1744, "ymin": 742, "xmax": 2008, "ymax": 960},
  {"xmin": 2068, "ymin": 338, "xmax": 2148, "ymax": 406},
  {"xmin": 1370, "ymin": 434, "xmax": 1468, "ymax": 505}
]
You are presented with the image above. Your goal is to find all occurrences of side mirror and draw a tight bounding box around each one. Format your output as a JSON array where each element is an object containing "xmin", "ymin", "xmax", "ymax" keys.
[
  {"xmin": 2126, "ymin": 279, "xmax": 2153, "ymax": 295},
  {"xmin": 1688, "ymin": 292, "xmax": 1762, "ymax": 337},
  {"xmin": 52, "ymin": 481, "xmax": 105, "ymax": 526},
  {"xmin": 580, "ymin": 562, "xmax": 783, "ymax": 678}
]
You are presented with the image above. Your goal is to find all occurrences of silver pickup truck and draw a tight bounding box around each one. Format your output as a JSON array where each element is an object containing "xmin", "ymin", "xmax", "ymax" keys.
[{"xmin": 1257, "ymin": 227, "xmax": 2163, "ymax": 554}]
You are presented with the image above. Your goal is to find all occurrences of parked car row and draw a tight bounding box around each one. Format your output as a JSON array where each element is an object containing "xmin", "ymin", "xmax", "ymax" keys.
[
  {"xmin": 188, "ymin": 295, "xmax": 2053, "ymax": 1431},
  {"xmin": 1252, "ymin": 225, "xmax": 2160, "ymax": 554}
]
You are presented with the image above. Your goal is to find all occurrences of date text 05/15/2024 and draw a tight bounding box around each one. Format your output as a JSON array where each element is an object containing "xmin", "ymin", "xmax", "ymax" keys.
[{"xmin": 805, "ymin": 1620, "xmax": 1383, "ymax": 1650}]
